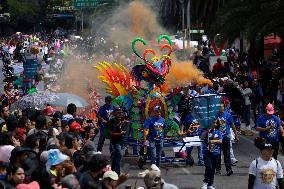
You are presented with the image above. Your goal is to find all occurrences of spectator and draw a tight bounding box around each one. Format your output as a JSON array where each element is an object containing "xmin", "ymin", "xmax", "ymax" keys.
[
  {"xmin": 139, "ymin": 164, "xmax": 179, "ymax": 189},
  {"xmin": 6, "ymin": 165, "xmax": 25, "ymax": 188},
  {"xmin": 238, "ymin": 81, "xmax": 253, "ymax": 130},
  {"xmin": 61, "ymin": 174, "xmax": 80, "ymax": 189},
  {"xmin": 62, "ymin": 103, "xmax": 77, "ymax": 122},
  {"xmin": 248, "ymin": 138, "xmax": 284, "ymax": 189}
]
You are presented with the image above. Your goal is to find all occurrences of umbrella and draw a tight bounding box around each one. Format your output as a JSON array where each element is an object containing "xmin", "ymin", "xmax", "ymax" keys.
[
  {"xmin": 11, "ymin": 91, "xmax": 59, "ymax": 110},
  {"xmin": 50, "ymin": 93, "xmax": 88, "ymax": 108}
]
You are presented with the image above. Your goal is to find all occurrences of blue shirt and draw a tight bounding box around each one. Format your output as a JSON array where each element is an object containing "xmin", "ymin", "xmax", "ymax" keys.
[
  {"xmin": 229, "ymin": 110, "xmax": 240, "ymax": 127},
  {"xmin": 215, "ymin": 111, "xmax": 233, "ymax": 137},
  {"xmin": 182, "ymin": 114, "xmax": 201, "ymax": 137},
  {"xmin": 145, "ymin": 116, "xmax": 165, "ymax": 142},
  {"xmin": 202, "ymin": 129, "xmax": 223, "ymax": 155},
  {"xmin": 256, "ymin": 114, "xmax": 282, "ymax": 142},
  {"xmin": 97, "ymin": 104, "xmax": 114, "ymax": 127}
]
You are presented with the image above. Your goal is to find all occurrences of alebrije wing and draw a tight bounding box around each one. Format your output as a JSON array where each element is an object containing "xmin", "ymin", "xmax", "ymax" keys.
[{"xmin": 95, "ymin": 62, "xmax": 131, "ymax": 97}]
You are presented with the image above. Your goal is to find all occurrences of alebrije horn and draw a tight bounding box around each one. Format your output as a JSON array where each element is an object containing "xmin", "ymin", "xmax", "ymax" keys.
[
  {"xmin": 132, "ymin": 38, "xmax": 147, "ymax": 61},
  {"xmin": 157, "ymin": 35, "xmax": 173, "ymax": 47}
]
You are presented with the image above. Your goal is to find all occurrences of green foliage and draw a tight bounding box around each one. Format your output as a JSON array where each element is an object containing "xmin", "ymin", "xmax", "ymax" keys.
[
  {"xmin": 209, "ymin": 0, "xmax": 284, "ymax": 46},
  {"xmin": 45, "ymin": 0, "xmax": 73, "ymax": 9},
  {"xmin": 6, "ymin": 0, "xmax": 40, "ymax": 30}
]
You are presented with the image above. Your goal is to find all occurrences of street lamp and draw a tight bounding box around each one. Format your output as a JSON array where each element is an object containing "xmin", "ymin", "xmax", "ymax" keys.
[{"xmin": 179, "ymin": 0, "xmax": 185, "ymax": 49}]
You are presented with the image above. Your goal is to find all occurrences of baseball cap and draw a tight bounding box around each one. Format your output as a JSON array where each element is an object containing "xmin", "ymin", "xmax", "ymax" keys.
[
  {"xmin": 70, "ymin": 121, "xmax": 85, "ymax": 132},
  {"xmin": 262, "ymin": 143, "xmax": 274, "ymax": 150},
  {"xmin": 43, "ymin": 106, "xmax": 54, "ymax": 116},
  {"xmin": 103, "ymin": 171, "xmax": 119, "ymax": 181},
  {"xmin": 105, "ymin": 96, "xmax": 112, "ymax": 101},
  {"xmin": 266, "ymin": 103, "xmax": 274, "ymax": 115}
]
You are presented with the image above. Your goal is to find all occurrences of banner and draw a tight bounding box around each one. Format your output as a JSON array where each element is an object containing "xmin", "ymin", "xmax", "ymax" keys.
[
  {"xmin": 192, "ymin": 94, "xmax": 223, "ymax": 128},
  {"xmin": 23, "ymin": 59, "xmax": 38, "ymax": 79}
]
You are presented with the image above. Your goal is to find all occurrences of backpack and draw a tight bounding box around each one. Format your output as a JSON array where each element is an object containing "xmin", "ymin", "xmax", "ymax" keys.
[{"xmin": 255, "ymin": 157, "xmax": 279, "ymax": 169}]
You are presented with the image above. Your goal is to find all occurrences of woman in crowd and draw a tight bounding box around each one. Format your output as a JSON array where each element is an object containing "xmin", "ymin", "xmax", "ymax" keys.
[
  {"xmin": 6, "ymin": 165, "xmax": 25, "ymax": 188},
  {"xmin": 64, "ymin": 133, "xmax": 81, "ymax": 158}
]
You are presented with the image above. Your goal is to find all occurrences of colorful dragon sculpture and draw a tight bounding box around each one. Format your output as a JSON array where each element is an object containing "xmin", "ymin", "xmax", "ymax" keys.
[{"xmin": 95, "ymin": 35, "xmax": 182, "ymax": 139}]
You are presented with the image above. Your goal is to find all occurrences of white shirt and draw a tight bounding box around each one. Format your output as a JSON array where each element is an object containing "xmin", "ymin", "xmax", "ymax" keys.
[
  {"xmin": 44, "ymin": 46, "xmax": 48, "ymax": 54},
  {"xmin": 249, "ymin": 157, "xmax": 283, "ymax": 189}
]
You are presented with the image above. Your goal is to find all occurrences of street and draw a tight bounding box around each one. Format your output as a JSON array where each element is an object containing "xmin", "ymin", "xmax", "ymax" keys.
[{"xmin": 114, "ymin": 133, "xmax": 284, "ymax": 189}]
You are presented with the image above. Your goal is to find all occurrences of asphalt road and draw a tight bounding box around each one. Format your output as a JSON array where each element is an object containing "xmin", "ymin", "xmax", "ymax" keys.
[{"xmin": 108, "ymin": 132, "xmax": 284, "ymax": 189}]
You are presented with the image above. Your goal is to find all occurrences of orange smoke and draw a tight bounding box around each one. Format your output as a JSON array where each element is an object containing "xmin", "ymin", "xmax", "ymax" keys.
[
  {"xmin": 104, "ymin": 1, "xmax": 165, "ymax": 53},
  {"xmin": 166, "ymin": 60, "xmax": 212, "ymax": 88},
  {"xmin": 128, "ymin": 1, "xmax": 164, "ymax": 38},
  {"xmin": 57, "ymin": 56, "xmax": 105, "ymax": 100}
]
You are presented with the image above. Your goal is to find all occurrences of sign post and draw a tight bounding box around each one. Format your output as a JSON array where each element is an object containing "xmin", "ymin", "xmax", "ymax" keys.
[
  {"xmin": 73, "ymin": 0, "xmax": 103, "ymax": 32},
  {"xmin": 73, "ymin": 0, "xmax": 103, "ymax": 9}
]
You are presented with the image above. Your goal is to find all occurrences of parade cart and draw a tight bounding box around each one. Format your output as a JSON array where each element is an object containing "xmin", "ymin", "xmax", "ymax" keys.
[{"xmin": 135, "ymin": 137, "xmax": 203, "ymax": 169}]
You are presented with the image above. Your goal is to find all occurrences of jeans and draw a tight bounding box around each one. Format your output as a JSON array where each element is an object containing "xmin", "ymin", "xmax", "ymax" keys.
[
  {"xmin": 216, "ymin": 136, "xmax": 232, "ymax": 171},
  {"xmin": 186, "ymin": 146, "xmax": 204, "ymax": 164},
  {"xmin": 97, "ymin": 126, "xmax": 105, "ymax": 152},
  {"xmin": 270, "ymin": 141, "xmax": 279, "ymax": 160},
  {"xmin": 203, "ymin": 152, "xmax": 218, "ymax": 186},
  {"xmin": 97, "ymin": 126, "xmax": 113, "ymax": 153},
  {"xmin": 252, "ymin": 101, "xmax": 262, "ymax": 124},
  {"xmin": 149, "ymin": 141, "xmax": 163, "ymax": 167},
  {"xmin": 133, "ymin": 143, "xmax": 139, "ymax": 155},
  {"xmin": 279, "ymin": 133, "xmax": 284, "ymax": 156},
  {"xmin": 111, "ymin": 143, "xmax": 123, "ymax": 175},
  {"xmin": 244, "ymin": 104, "xmax": 251, "ymax": 127}
]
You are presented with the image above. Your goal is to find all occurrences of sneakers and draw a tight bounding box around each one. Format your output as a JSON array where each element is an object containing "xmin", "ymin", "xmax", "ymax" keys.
[
  {"xmin": 201, "ymin": 182, "xmax": 208, "ymax": 189},
  {"xmin": 215, "ymin": 170, "xmax": 221, "ymax": 175},
  {"xmin": 207, "ymin": 186, "xmax": 216, "ymax": 189},
  {"xmin": 198, "ymin": 161, "xmax": 205, "ymax": 166},
  {"xmin": 231, "ymin": 159, "xmax": 238, "ymax": 166},
  {"xmin": 227, "ymin": 169, "xmax": 233, "ymax": 176},
  {"xmin": 246, "ymin": 125, "xmax": 251, "ymax": 130}
]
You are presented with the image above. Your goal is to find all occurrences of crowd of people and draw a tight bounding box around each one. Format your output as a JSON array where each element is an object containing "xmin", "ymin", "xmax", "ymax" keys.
[{"xmin": 0, "ymin": 30, "xmax": 284, "ymax": 189}]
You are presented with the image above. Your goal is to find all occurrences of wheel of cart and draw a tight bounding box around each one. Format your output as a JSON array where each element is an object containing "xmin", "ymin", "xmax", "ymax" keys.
[{"xmin": 137, "ymin": 145, "xmax": 151, "ymax": 169}]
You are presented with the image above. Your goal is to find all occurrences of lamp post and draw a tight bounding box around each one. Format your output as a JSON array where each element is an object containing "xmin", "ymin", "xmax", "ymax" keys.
[
  {"xmin": 179, "ymin": 0, "xmax": 185, "ymax": 50},
  {"xmin": 186, "ymin": 0, "xmax": 191, "ymax": 47}
]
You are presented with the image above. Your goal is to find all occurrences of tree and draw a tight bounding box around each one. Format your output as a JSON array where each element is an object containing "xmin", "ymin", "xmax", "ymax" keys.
[
  {"xmin": 0, "ymin": 0, "xmax": 40, "ymax": 33},
  {"xmin": 208, "ymin": 0, "xmax": 284, "ymax": 58}
]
